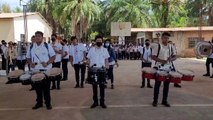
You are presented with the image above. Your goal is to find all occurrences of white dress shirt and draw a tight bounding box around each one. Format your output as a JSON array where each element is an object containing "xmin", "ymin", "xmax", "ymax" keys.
[
  {"xmin": 26, "ymin": 42, "xmax": 55, "ymax": 70},
  {"xmin": 69, "ymin": 43, "xmax": 87, "ymax": 64},
  {"xmin": 153, "ymin": 44, "xmax": 176, "ymax": 63},
  {"xmin": 87, "ymin": 46, "xmax": 110, "ymax": 67},
  {"xmin": 51, "ymin": 42, "xmax": 62, "ymax": 62},
  {"xmin": 141, "ymin": 47, "xmax": 152, "ymax": 63},
  {"xmin": 62, "ymin": 45, "xmax": 69, "ymax": 59}
]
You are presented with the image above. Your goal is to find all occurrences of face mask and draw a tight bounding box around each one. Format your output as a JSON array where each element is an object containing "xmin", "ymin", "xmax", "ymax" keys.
[
  {"xmin": 51, "ymin": 38, "xmax": 56, "ymax": 42},
  {"xmin": 105, "ymin": 43, "xmax": 110, "ymax": 47},
  {"xmin": 145, "ymin": 43, "xmax": 150, "ymax": 46},
  {"xmin": 96, "ymin": 42, "xmax": 102, "ymax": 47}
]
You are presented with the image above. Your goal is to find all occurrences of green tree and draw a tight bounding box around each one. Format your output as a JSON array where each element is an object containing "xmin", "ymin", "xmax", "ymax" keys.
[
  {"xmin": 105, "ymin": 0, "xmax": 152, "ymax": 28},
  {"xmin": 13, "ymin": 7, "xmax": 22, "ymax": 13},
  {"xmin": 0, "ymin": 3, "xmax": 12, "ymax": 13},
  {"xmin": 57, "ymin": 0, "xmax": 101, "ymax": 39},
  {"xmin": 151, "ymin": 0, "xmax": 185, "ymax": 27},
  {"xmin": 186, "ymin": 0, "xmax": 213, "ymax": 26}
]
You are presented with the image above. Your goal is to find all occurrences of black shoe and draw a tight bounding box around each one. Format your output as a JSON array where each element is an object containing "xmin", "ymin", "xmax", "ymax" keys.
[
  {"xmin": 152, "ymin": 101, "xmax": 157, "ymax": 107},
  {"xmin": 111, "ymin": 84, "xmax": 114, "ymax": 89},
  {"xmin": 46, "ymin": 105, "xmax": 52, "ymax": 110},
  {"xmin": 51, "ymin": 86, "xmax": 56, "ymax": 90},
  {"xmin": 203, "ymin": 74, "xmax": 210, "ymax": 76},
  {"xmin": 162, "ymin": 102, "xmax": 171, "ymax": 107},
  {"xmin": 90, "ymin": 103, "xmax": 98, "ymax": 108},
  {"xmin": 80, "ymin": 85, "xmax": 84, "ymax": 88},
  {"xmin": 210, "ymin": 75, "xmax": 213, "ymax": 78},
  {"xmin": 32, "ymin": 104, "xmax": 43, "ymax": 110},
  {"xmin": 75, "ymin": 84, "xmax": 80, "ymax": 88},
  {"xmin": 174, "ymin": 83, "xmax": 181, "ymax": 88},
  {"xmin": 57, "ymin": 87, "xmax": 61, "ymax": 90},
  {"xmin": 62, "ymin": 78, "xmax": 68, "ymax": 81},
  {"xmin": 29, "ymin": 88, "xmax": 35, "ymax": 91},
  {"xmin": 140, "ymin": 85, "xmax": 145, "ymax": 88},
  {"xmin": 5, "ymin": 81, "xmax": 12, "ymax": 84},
  {"xmin": 100, "ymin": 103, "xmax": 107, "ymax": 109},
  {"xmin": 147, "ymin": 85, "xmax": 153, "ymax": 88}
]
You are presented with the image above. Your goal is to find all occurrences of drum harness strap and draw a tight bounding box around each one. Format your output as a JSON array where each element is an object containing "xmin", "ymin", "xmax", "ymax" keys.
[
  {"xmin": 154, "ymin": 44, "xmax": 175, "ymax": 71},
  {"xmin": 30, "ymin": 42, "xmax": 50, "ymax": 61}
]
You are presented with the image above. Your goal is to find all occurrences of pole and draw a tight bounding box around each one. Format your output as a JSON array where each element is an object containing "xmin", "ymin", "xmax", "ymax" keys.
[{"xmin": 23, "ymin": 5, "xmax": 28, "ymax": 42}]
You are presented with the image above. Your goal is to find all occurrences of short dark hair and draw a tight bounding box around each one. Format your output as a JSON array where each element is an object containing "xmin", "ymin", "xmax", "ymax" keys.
[
  {"xmin": 145, "ymin": 39, "xmax": 150, "ymax": 42},
  {"xmin": 95, "ymin": 35, "xmax": 103, "ymax": 40},
  {"xmin": 35, "ymin": 31, "xmax": 43, "ymax": 37},
  {"xmin": 70, "ymin": 36, "xmax": 77, "ymax": 41},
  {"xmin": 105, "ymin": 39, "xmax": 111, "ymax": 42},
  {"xmin": 51, "ymin": 33, "xmax": 57, "ymax": 38},
  {"xmin": 162, "ymin": 32, "xmax": 171, "ymax": 37},
  {"xmin": 63, "ymin": 39, "xmax": 67, "ymax": 43}
]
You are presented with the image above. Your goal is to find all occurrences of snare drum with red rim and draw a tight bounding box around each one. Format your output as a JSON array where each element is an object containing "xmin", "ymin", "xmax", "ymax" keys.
[
  {"xmin": 156, "ymin": 71, "xmax": 168, "ymax": 81},
  {"xmin": 169, "ymin": 71, "xmax": 182, "ymax": 83},
  {"xmin": 178, "ymin": 70, "xmax": 194, "ymax": 81},
  {"xmin": 142, "ymin": 67, "xmax": 156, "ymax": 79}
]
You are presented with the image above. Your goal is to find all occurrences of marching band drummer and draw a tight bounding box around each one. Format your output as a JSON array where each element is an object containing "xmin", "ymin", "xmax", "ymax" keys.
[
  {"xmin": 26, "ymin": 31, "xmax": 56, "ymax": 110},
  {"xmin": 151, "ymin": 32, "xmax": 177, "ymax": 107},
  {"xmin": 140, "ymin": 39, "xmax": 153, "ymax": 88},
  {"xmin": 203, "ymin": 38, "xmax": 213, "ymax": 78},
  {"xmin": 87, "ymin": 35, "xmax": 110, "ymax": 108},
  {"xmin": 69, "ymin": 36, "xmax": 87, "ymax": 88},
  {"xmin": 50, "ymin": 34, "xmax": 63, "ymax": 90}
]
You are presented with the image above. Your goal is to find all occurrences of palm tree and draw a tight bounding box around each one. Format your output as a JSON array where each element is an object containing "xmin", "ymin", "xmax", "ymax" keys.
[
  {"xmin": 105, "ymin": 0, "xmax": 152, "ymax": 28},
  {"xmin": 55, "ymin": 0, "xmax": 101, "ymax": 39},
  {"xmin": 151, "ymin": 0, "xmax": 185, "ymax": 27}
]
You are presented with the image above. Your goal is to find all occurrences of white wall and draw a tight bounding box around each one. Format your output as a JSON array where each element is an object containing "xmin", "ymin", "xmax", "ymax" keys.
[
  {"xmin": 14, "ymin": 14, "xmax": 52, "ymax": 42},
  {"xmin": 0, "ymin": 18, "xmax": 15, "ymax": 43}
]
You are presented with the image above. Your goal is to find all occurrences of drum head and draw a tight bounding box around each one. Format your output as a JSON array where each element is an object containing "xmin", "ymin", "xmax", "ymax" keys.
[
  {"xmin": 31, "ymin": 73, "xmax": 45, "ymax": 82},
  {"xmin": 45, "ymin": 68, "xmax": 62, "ymax": 77},
  {"xmin": 178, "ymin": 69, "xmax": 194, "ymax": 76},
  {"xmin": 20, "ymin": 74, "xmax": 31, "ymax": 81},
  {"xmin": 169, "ymin": 71, "xmax": 182, "ymax": 78},
  {"xmin": 8, "ymin": 70, "xmax": 24, "ymax": 78}
]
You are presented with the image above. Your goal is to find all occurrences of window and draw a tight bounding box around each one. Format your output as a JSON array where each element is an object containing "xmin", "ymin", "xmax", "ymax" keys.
[{"xmin": 188, "ymin": 37, "xmax": 204, "ymax": 48}]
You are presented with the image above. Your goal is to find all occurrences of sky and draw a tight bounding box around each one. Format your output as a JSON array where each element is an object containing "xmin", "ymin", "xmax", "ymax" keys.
[{"xmin": 0, "ymin": 0, "xmax": 30, "ymax": 9}]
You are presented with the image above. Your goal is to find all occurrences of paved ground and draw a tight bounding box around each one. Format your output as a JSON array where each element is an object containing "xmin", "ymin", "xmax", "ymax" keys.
[{"xmin": 0, "ymin": 58, "xmax": 213, "ymax": 120}]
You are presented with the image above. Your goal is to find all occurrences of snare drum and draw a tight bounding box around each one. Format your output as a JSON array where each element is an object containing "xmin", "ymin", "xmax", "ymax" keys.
[
  {"xmin": 31, "ymin": 73, "xmax": 46, "ymax": 84},
  {"xmin": 178, "ymin": 70, "xmax": 194, "ymax": 81},
  {"xmin": 156, "ymin": 71, "xmax": 168, "ymax": 81},
  {"xmin": 86, "ymin": 67, "xmax": 106, "ymax": 84},
  {"xmin": 20, "ymin": 73, "xmax": 32, "ymax": 85},
  {"xmin": 45, "ymin": 68, "xmax": 62, "ymax": 81},
  {"xmin": 142, "ymin": 67, "xmax": 156, "ymax": 79},
  {"xmin": 7, "ymin": 70, "xmax": 24, "ymax": 83},
  {"xmin": 169, "ymin": 71, "xmax": 182, "ymax": 83}
]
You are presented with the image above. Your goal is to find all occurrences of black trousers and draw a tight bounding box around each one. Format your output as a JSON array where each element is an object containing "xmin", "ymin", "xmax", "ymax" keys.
[
  {"xmin": 62, "ymin": 59, "xmax": 69, "ymax": 79},
  {"xmin": 142, "ymin": 62, "xmax": 152, "ymax": 86},
  {"xmin": 205, "ymin": 58, "xmax": 213, "ymax": 75},
  {"xmin": 92, "ymin": 84, "xmax": 105, "ymax": 104},
  {"xmin": 52, "ymin": 62, "xmax": 61, "ymax": 88},
  {"xmin": 34, "ymin": 80, "xmax": 51, "ymax": 105},
  {"xmin": 16, "ymin": 60, "xmax": 27, "ymax": 71},
  {"xmin": 153, "ymin": 80, "xmax": 170, "ymax": 103},
  {"xmin": 1, "ymin": 55, "xmax": 6, "ymax": 70},
  {"xmin": 74, "ymin": 64, "xmax": 86, "ymax": 86},
  {"xmin": 107, "ymin": 65, "xmax": 114, "ymax": 84}
]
